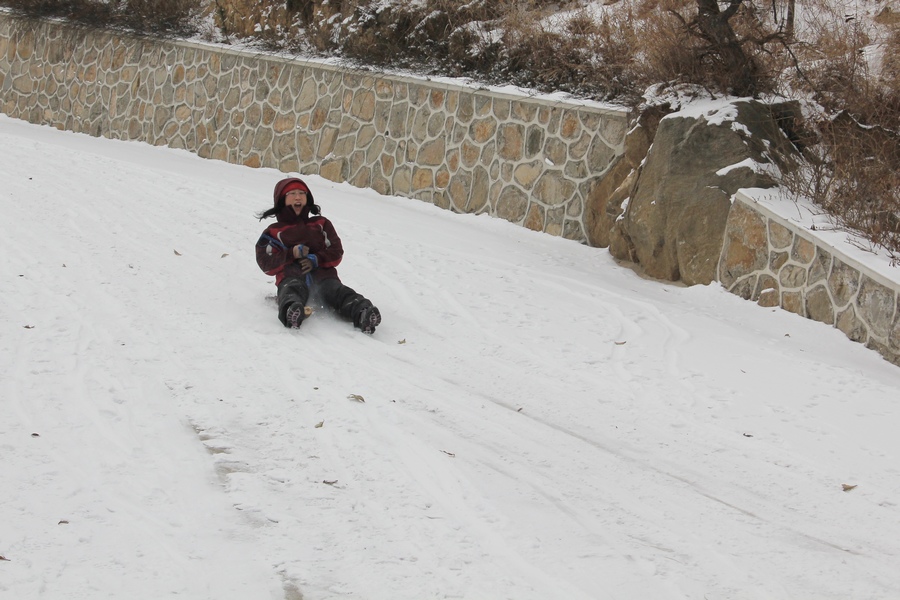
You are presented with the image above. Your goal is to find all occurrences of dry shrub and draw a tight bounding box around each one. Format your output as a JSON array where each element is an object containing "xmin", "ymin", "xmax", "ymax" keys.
[
  {"xmin": 1, "ymin": 0, "xmax": 201, "ymax": 35},
  {"xmin": 123, "ymin": 0, "xmax": 202, "ymax": 34},
  {"xmin": 630, "ymin": 0, "xmax": 784, "ymax": 97},
  {"xmin": 335, "ymin": 0, "xmax": 505, "ymax": 71},
  {"xmin": 331, "ymin": 1, "xmax": 641, "ymax": 101},
  {"xmin": 632, "ymin": 0, "xmax": 704, "ymax": 88},
  {"xmin": 498, "ymin": 6, "xmax": 640, "ymax": 101},
  {"xmin": 778, "ymin": 4, "xmax": 900, "ymax": 256},
  {"xmin": 811, "ymin": 113, "xmax": 900, "ymax": 257},
  {"xmin": 1, "ymin": 0, "xmax": 113, "ymax": 22}
]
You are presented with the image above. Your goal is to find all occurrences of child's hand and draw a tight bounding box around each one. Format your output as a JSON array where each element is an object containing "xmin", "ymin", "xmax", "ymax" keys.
[
  {"xmin": 297, "ymin": 258, "xmax": 314, "ymax": 275},
  {"xmin": 293, "ymin": 245, "xmax": 309, "ymax": 259}
]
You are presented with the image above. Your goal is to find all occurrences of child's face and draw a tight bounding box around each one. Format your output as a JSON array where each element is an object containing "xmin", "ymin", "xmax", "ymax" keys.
[{"xmin": 285, "ymin": 189, "xmax": 308, "ymax": 214}]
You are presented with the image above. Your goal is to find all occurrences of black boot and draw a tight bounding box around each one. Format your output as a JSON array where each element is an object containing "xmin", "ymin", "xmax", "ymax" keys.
[{"xmin": 353, "ymin": 301, "xmax": 382, "ymax": 334}]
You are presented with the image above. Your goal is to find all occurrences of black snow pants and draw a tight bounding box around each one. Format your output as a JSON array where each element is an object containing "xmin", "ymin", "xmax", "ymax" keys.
[{"xmin": 277, "ymin": 276, "xmax": 373, "ymax": 327}]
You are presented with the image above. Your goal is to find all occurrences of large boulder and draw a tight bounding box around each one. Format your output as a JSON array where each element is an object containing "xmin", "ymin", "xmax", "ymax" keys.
[
  {"xmin": 584, "ymin": 106, "xmax": 664, "ymax": 248},
  {"xmin": 608, "ymin": 99, "xmax": 800, "ymax": 285}
]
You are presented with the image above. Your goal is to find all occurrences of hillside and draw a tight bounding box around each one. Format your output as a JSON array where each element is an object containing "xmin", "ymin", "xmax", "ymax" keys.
[{"xmin": 3, "ymin": 113, "xmax": 900, "ymax": 599}]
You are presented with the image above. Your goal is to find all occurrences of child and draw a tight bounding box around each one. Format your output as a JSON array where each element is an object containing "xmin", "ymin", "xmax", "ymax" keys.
[{"xmin": 256, "ymin": 177, "xmax": 382, "ymax": 334}]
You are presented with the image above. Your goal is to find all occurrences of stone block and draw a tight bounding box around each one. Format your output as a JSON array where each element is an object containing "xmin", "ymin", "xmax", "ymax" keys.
[
  {"xmin": 374, "ymin": 78, "xmax": 393, "ymax": 99},
  {"xmin": 444, "ymin": 90, "xmax": 458, "ymax": 113},
  {"xmin": 357, "ymin": 124, "xmax": 377, "ymax": 149},
  {"xmin": 362, "ymin": 132, "xmax": 384, "ymax": 163},
  {"xmin": 570, "ymin": 132, "xmax": 591, "ymax": 161},
  {"xmin": 805, "ymin": 285, "xmax": 835, "ymax": 324},
  {"xmin": 791, "ymin": 235, "xmax": 816, "ymax": 264},
  {"xmin": 410, "ymin": 109, "xmax": 429, "ymax": 143},
  {"xmin": 498, "ymin": 123, "xmax": 524, "ymax": 161},
  {"xmin": 262, "ymin": 104, "xmax": 278, "ymax": 127},
  {"xmin": 828, "ymin": 259, "xmax": 861, "ymax": 307},
  {"xmin": 525, "ymin": 126, "xmax": 544, "ymax": 159},
  {"xmin": 561, "ymin": 111, "xmax": 580, "ymax": 140},
  {"xmin": 601, "ymin": 117, "xmax": 627, "ymax": 148},
  {"xmin": 433, "ymin": 191, "xmax": 451, "ymax": 210},
  {"xmin": 492, "ymin": 98, "xmax": 510, "ymax": 120},
  {"xmin": 511, "ymin": 100, "xmax": 537, "ymax": 123},
  {"xmin": 565, "ymin": 160, "xmax": 588, "ymax": 180},
  {"xmin": 563, "ymin": 219, "xmax": 586, "ymax": 242},
  {"xmin": 388, "ymin": 102, "xmax": 408, "ymax": 138},
  {"xmin": 566, "ymin": 196, "xmax": 583, "ymax": 219},
  {"xmin": 379, "ymin": 152, "xmax": 395, "ymax": 177},
  {"xmin": 435, "ymin": 167, "xmax": 450, "ymax": 189},
  {"xmin": 296, "ymin": 133, "xmax": 315, "ymax": 163},
  {"xmin": 273, "ymin": 113, "xmax": 295, "ymax": 134},
  {"xmin": 480, "ymin": 141, "xmax": 496, "ymax": 166},
  {"xmin": 513, "ymin": 161, "xmax": 542, "ymax": 189},
  {"xmin": 890, "ymin": 313, "xmax": 900, "ymax": 351},
  {"xmin": 779, "ymin": 263, "xmax": 807, "ymax": 288},
  {"xmin": 429, "ymin": 89, "xmax": 445, "ymax": 110},
  {"xmin": 320, "ymin": 157, "xmax": 347, "ymax": 183},
  {"xmin": 808, "ymin": 247, "xmax": 831, "ymax": 284},
  {"xmin": 539, "ymin": 133, "xmax": 562, "ymax": 162},
  {"xmin": 411, "ymin": 138, "xmax": 441, "ymax": 167},
  {"xmin": 469, "ymin": 117, "xmax": 497, "ymax": 144},
  {"xmin": 719, "ymin": 201, "xmax": 769, "ymax": 288},
  {"xmin": 317, "ymin": 126, "xmax": 338, "ymax": 159},
  {"xmin": 469, "ymin": 166, "xmax": 490, "ymax": 213},
  {"xmin": 496, "ymin": 186, "xmax": 528, "ymax": 224},
  {"xmin": 754, "ymin": 274, "xmax": 779, "ymax": 301},
  {"xmin": 474, "ymin": 94, "xmax": 491, "ymax": 116},
  {"xmin": 837, "ymin": 306, "xmax": 869, "ymax": 343},
  {"xmin": 411, "ymin": 167, "xmax": 434, "ymax": 191},
  {"xmin": 392, "ymin": 164, "xmax": 411, "ymax": 195},
  {"xmin": 447, "ymin": 171, "xmax": 470, "ymax": 212},
  {"xmin": 856, "ymin": 276, "xmax": 897, "ymax": 338},
  {"xmin": 525, "ymin": 203, "xmax": 545, "ymax": 232},
  {"xmin": 531, "ymin": 171, "xmax": 573, "ymax": 207},
  {"xmin": 456, "ymin": 94, "xmax": 474, "ymax": 123},
  {"xmin": 350, "ymin": 165, "xmax": 372, "ymax": 189},
  {"xmin": 758, "ymin": 287, "xmax": 779, "ymax": 307},
  {"xmin": 427, "ymin": 113, "xmax": 445, "ymax": 138},
  {"xmin": 781, "ymin": 291, "xmax": 804, "ymax": 316}
]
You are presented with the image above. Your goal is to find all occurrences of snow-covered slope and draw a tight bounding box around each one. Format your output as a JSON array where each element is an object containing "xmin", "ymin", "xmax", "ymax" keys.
[{"xmin": 2, "ymin": 114, "xmax": 900, "ymax": 600}]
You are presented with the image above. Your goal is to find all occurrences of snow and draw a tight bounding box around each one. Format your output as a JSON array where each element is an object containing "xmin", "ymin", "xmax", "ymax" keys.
[{"xmin": 2, "ymin": 113, "xmax": 900, "ymax": 600}]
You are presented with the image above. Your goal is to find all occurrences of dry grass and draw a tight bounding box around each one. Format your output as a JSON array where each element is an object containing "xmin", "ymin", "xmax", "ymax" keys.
[
  {"xmin": 777, "ymin": 2, "xmax": 900, "ymax": 257},
  {"xmin": 1, "ymin": 0, "xmax": 202, "ymax": 35}
]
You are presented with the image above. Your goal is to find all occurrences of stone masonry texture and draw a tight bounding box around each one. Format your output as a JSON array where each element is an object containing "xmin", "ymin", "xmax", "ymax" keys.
[
  {"xmin": 0, "ymin": 15, "xmax": 627, "ymax": 243},
  {"xmin": 720, "ymin": 193, "xmax": 900, "ymax": 366}
]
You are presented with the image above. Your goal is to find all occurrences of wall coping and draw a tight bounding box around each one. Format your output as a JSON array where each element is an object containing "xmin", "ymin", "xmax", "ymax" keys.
[
  {"xmin": 182, "ymin": 38, "xmax": 631, "ymax": 119},
  {"xmin": 0, "ymin": 11, "xmax": 628, "ymax": 121}
]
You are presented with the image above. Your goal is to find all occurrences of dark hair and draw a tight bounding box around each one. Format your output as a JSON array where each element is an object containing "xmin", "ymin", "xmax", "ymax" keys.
[{"xmin": 257, "ymin": 198, "xmax": 321, "ymax": 220}]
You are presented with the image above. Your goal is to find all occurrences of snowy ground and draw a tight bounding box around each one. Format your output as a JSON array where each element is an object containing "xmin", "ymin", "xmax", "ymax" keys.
[{"xmin": 2, "ymin": 114, "xmax": 900, "ymax": 600}]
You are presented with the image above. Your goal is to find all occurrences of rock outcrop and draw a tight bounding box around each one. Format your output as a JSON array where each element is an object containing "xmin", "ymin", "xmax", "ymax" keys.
[{"xmin": 606, "ymin": 99, "xmax": 801, "ymax": 285}]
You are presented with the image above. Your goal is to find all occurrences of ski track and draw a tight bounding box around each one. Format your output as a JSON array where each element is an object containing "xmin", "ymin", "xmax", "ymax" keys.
[{"xmin": 3, "ymin": 117, "xmax": 900, "ymax": 600}]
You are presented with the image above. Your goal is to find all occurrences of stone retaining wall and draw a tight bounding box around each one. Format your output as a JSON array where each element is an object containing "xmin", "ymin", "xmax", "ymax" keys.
[
  {"xmin": 719, "ymin": 192, "xmax": 900, "ymax": 365},
  {"xmin": 0, "ymin": 14, "xmax": 628, "ymax": 242}
]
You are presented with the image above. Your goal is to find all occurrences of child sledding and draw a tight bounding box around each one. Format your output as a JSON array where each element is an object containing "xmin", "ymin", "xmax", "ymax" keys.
[{"xmin": 256, "ymin": 177, "xmax": 382, "ymax": 334}]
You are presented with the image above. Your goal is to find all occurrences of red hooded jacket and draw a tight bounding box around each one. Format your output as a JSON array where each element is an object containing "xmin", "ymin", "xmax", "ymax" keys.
[{"xmin": 256, "ymin": 178, "xmax": 344, "ymax": 286}]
